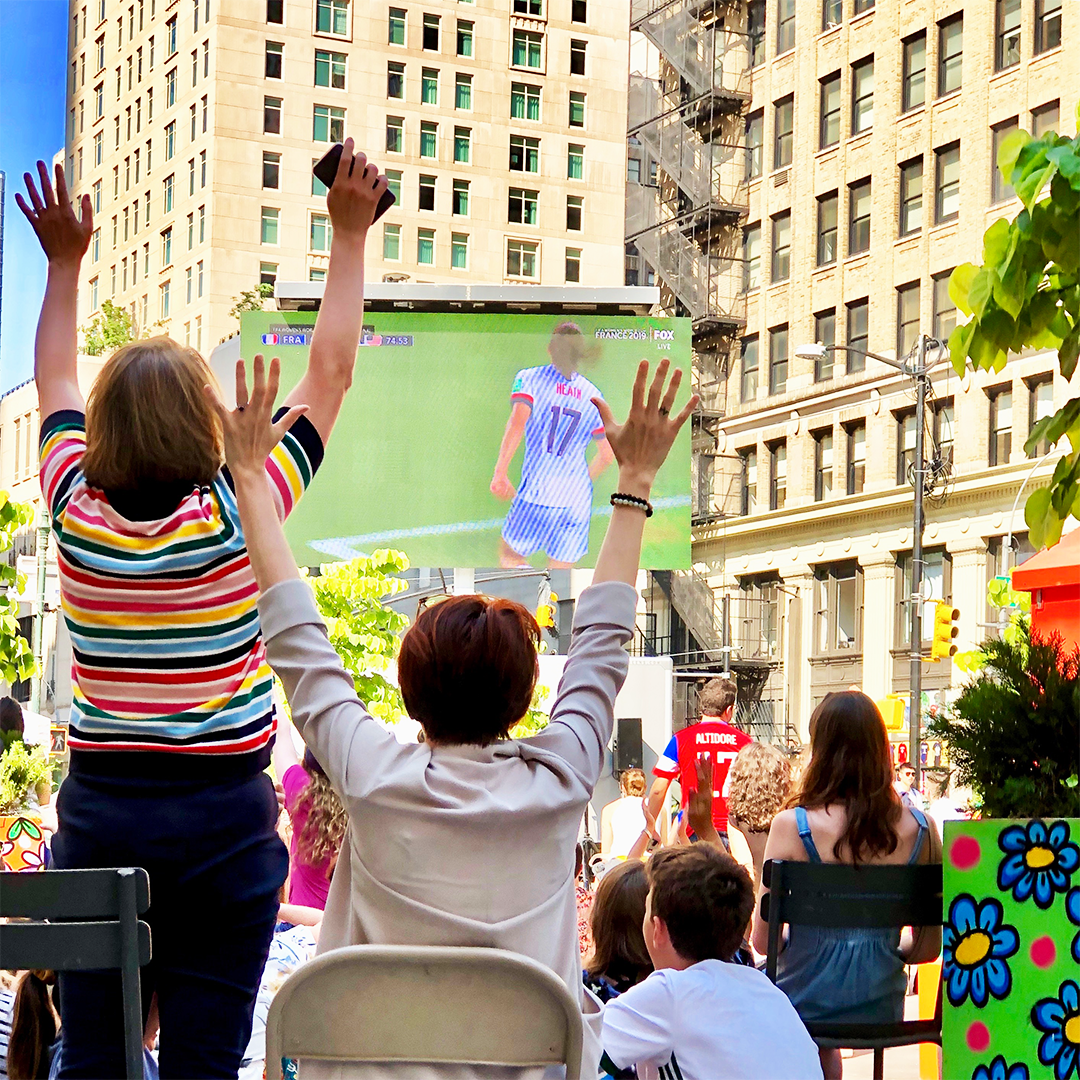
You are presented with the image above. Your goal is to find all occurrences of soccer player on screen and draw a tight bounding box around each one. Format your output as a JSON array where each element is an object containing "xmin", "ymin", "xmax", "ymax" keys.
[{"xmin": 490, "ymin": 322, "xmax": 615, "ymax": 568}]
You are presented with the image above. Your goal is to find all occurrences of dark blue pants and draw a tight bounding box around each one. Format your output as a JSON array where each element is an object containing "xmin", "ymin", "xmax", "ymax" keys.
[{"xmin": 51, "ymin": 769, "xmax": 289, "ymax": 1079}]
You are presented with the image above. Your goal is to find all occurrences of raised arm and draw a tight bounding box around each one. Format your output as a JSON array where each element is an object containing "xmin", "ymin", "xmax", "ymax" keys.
[
  {"xmin": 17, "ymin": 163, "xmax": 93, "ymax": 417},
  {"xmin": 588, "ymin": 437, "xmax": 615, "ymax": 481},
  {"xmin": 282, "ymin": 138, "xmax": 389, "ymax": 445},
  {"xmin": 490, "ymin": 402, "xmax": 529, "ymax": 499}
]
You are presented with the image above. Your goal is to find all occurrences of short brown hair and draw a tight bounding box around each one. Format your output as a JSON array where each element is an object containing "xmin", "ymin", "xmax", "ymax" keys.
[
  {"xmin": 727, "ymin": 742, "xmax": 792, "ymax": 832},
  {"xmin": 619, "ymin": 768, "xmax": 646, "ymax": 798},
  {"xmin": 82, "ymin": 337, "xmax": 223, "ymax": 490},
  {"xmin": 698, "ymin": 677, "xmax": 737, "ymax": 717},
  {"xmin": 397, "ymin": 595, "xmax": 539, "ymax": 745},
  {"xmin": 587, "ymin": 860, "xmax": 652, "ymax": 984},
  {"xmin": 646, "ymin": 845, "xmax": 753, "ymax": 963}
]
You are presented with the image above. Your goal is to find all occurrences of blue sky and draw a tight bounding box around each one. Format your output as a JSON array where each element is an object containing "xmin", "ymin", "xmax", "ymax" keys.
[{"xmin": 1, "ymin": 1, "xmax": 67, "ymax": 393}]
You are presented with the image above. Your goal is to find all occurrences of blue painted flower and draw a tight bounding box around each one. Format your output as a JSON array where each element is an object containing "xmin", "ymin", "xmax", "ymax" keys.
[
  {"xmin": 942, "ymin": 894, "xmax": 1018, "ymax": 1008},
  {"xmin": 1032, "ymin": 980, "xmax": 1080, "ymax": 1080},
  {"xmin": 998, "ymin": 819, "xmax": 1080, "ymax": 909},
  {"xmin": 971, "ymin": 1057, "xmax": 1029, "ymax": 1080},
  {"xmin": 1068, "ymin": 888, "xmax": 1080, "ymax": 965}
]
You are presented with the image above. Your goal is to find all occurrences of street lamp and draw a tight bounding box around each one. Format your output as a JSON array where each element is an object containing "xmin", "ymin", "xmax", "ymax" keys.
[{"xmin": 795, "ymin": 335, "xmax": 942, "ymax": 787}]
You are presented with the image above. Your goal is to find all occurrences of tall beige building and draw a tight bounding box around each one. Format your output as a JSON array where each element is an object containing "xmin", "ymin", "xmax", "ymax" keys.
[
  {"xmin": 64, "ymin": 0, "xmax": 631, "ymax": 351},
  {"xmin": 638, "ymin": 0, "xmax": 1077, "ymax": 744}
]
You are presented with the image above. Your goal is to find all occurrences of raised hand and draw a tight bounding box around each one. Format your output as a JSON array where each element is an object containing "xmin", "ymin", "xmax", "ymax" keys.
[
  {"xmin": 490, "ymin": 472, "xmax": 517, "ymax": 500},
  {"xmin": 326, "ymin": 137, "xmax": 390, "ymax": 240},
  {"xmin": 591, "ymin": 360, "xmax": 698, "ymax": 498},
  {"xmin": 205, "ymin": 356, "xmax": 309, "ymax": 481},
  {"xmin": 686, "ymin": 754, "xmax": 716, "ymax": 839},
  {"xmin": 16, "ymin": 162, "xmax": 93, "ymax": 267}
]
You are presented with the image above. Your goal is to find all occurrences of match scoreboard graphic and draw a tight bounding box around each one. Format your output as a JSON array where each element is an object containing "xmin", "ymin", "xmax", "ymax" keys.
[{"xmin": 240, "ymin": 310, "xmax": 692, "ymax": 569}]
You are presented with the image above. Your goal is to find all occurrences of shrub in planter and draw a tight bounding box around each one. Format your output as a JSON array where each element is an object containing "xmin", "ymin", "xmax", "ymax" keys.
[{"xmin": 0, "ymin": 740, "xmax": 52, "ymax": 871}]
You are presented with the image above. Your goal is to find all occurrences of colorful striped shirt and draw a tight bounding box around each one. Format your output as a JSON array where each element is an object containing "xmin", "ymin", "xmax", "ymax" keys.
[{"xmin": 39, "ymin": 410, "xmax": 322, "ymax": 768}]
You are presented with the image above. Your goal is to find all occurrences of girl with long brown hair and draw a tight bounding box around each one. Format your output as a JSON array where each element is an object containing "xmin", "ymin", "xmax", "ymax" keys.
[{"xmin": 750, "ymin": 692, "xmax": 942, "ymax": 1079}]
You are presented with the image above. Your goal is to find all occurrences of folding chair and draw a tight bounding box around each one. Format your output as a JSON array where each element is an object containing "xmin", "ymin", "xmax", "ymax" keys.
[
  {"xmin": 265, "ymin": 944, "xmax": 584, "ymax": 1078},
  {"xmin": 0, "ymin": 867, "xmax": 152, "ymax": 1080},
  {"xmin": 761, "ymin": 860, "xmax": 943, "ymax": 1080}
]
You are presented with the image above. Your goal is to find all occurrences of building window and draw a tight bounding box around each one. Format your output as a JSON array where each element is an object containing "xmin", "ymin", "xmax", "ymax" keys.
[
  {"xmin": 186, "ymin": 265, "xmax": 193, "ymax": 304},
  {"xmin": 933, "ymin": 399, "xmax": 954, "ymax": 467},
  {"xmin": 1027, "ymin": 376, "xmax": 1055, "ymax": 457},
  {"xmin": 848, "ymin": 178, "xmax": 871, "ymax": 255},
  {"xmin": 822, "ymin": 0, "xmax": 841, "ymax": 30},
  {"xmin": 776, "ymin": 0, "xmax": 795, "ymax": 53},
  {"xmin": 166, "ymin": 14, "xmax": 177, "ymax": 54},
  {"xmin": 264, "ymin": 41, "xmax": 283, "ymax": 80},
  {"xmin": 92, "ymin": 179, "xmax": 102, "ymax": 213},
  {"xmin": 166, "ymin": 67, "xmax": 177, "ymax": 106},
  {"xmin": 935, "ymin": 142, "xmax": 960, "ymax": 223},
  {"xmin": 854, "ymin": 0, "xmax": 874, "ymax": 11},
  {"xmin": 387, "ymin": 61, "xmax": 404, "ymax": 99},
  {"xmin": 566, "ymin": 195, "xmax": 583, "ymax": 231},
  {"xmin": 200, "ymin": 150, "xmax": 207, "ymax": 187},
  {"xmin": 512, "ymin": 30, "xmax": 542, "ymax": 69},
  {"xmin": 771, "ymin": 211, "xmax": 790, "ymax": 282},
  {"xmin": 932, "ymin": 271, "xmax": 956, "ymax": 342},
  {"xmin": 456, "ymin": 73, "xmax": 473, "ymax": 110},
  {"xmin": 814, "ymin": 429, "xmax": 834, "ymax": 501},
  {"xmin": 1032, "ymin": 101, "xmax": 1059, "ymax": 138},
  {"xmin": 851, "ymin": 57, "xmax": 873, "ymax": 135},
  {"xmin": 161, "ymin": 225, "xmax": 172, "ymax": 265},
  {"xmin": 902, "ymin": 32, "xmax": 926, "ymax": 112},
  {"xmin": 571, "ymin": 0, "xmax": 586, "ymax": 22},
  {"xmin": 261, "ymin": 151, "xmax": 280, "ymax": 189},
  {"xmin": 569, "ymin": 91, "xmax": 585, "ymax": 128},
  {"xmin": 896, "ymin": 281, "xmax": 920, "ymax": 359},
  {"xmin": 417, "ymin": 227, "xmax": 435, "ymax": 265},
  {"xmin": 384, "ymin": 170, "xmax": 402, "ymax": 203},
  {"xmin": 740, "ymin": 336, "xmax": 759, "ymax": 403},
  {"xmin": 511, "ymin": 83, "xmax": 541, "ymax": 121},
  {"xmin": 159, "ymin": 280, "xmax": 170, "ymax": 319},
  {"xmin": 742, "ymin": 223, "xmax": 760, "ymax": 291},
  {"xmin": 508, "ymin": 187, "xmax": 539, "ymax": 225},
  {"xmin": 510, "ymin": 135, "xmax": 540, "ymax": 173},
  {"xmin": 846, "ymin": 422, "xmax": 866, "ymax": 494},
  {"xmin": 1035, "ymin": 0, "xmax": 1062, "ymax": 54},
  {"xmin": 567, "ymin": 143, "xmax": 584, "ymax": 180},
  {"xmin": 419, "ymin": 121, "xmax": 438, "ymax": 157},
  {"xmin": 819, "ymin": 73, "xmax": 840, "ymax": 149},
  {"xmin": 456, "ymin": 19, "xmax": 473, "ymax": 56},
  {"xmin": 746, "ymin": 111, "xmax": 763, "ymax": 179},
  {"xmin": 91, "ymin": 228, "xmax": 101, "ymax": 263},
  {"xmin": 388, "ymin": 7, "xmax": 405, "ymax": 44},
  {"xmin": 570, "ymin": 39, "xmax": 586, "ymax": 75},
  {"xmin": 896, "ymin": 410, "xmax": 916, "ymax": 484},
  {"xmin": 383, "ymin": 222, "xmax": 401, "ymax": 260},
  {"xmin": 419, "ymin": 174, "xmax": 436, "ymax": 211},
  {"xmin": 769, "ymin": 324, "xmax": 788, "ymax": 395},
  {"xmin": 506, "ymin": 239, "xmax": 538, "ymax": 278},
  {"xmin": 815, "ymin": 562, "xmax": 861, "ymax": 653},
  {"xmin": 846, "ymin": 298, "xmax": 868, "ymax": 372},
  {"xmin": 196, "ymin": 259, "xmax": 204, "ymax": 298},
  {"xmin": 773, "ymin": 96, "xmax": 793, "ymax": 169},
  {"xmin": 938, "ymin": 15, "xmax": 962, "ymax": 96},
  {"xmin": 309, "ymin": 268, "xmax": 327, "ymax": 282},
  {"xmin": 421, "ymin": 67, "xmax": 438, "ymax": 104},
  {"xmin": 313, "ymin": 104, "xmax": 345, "ymax": 142},
  {"xmin": 748, "ymin": 0, "xmax": 765, "ymax": 66},
  {"xmin": 768, "ymin": 440, "xmax": 787, "ymax": 510},
  {"xmin": 739, "ymin": 448, "xmax": 757, "ymax": 514},
  {"xmin": 989, "ymin": 387, "xmax": 1012, "ymax": 466},
  {"xmin": 896, "ymin": 550, "xmax": 949, "ymax": 647},
  {"xmin": 386, "ymin": 116, "xmax": 404, "ymax": 153},
  {"xmin": 452, "ymin": 178, "xmax": 469, "ymax": 216},
  {"xmin": 264, "ymin": 96, "xmax": 282, "ymax": 134},
  {"xmin": 996, "ymin": 0, "xmax": 1021, "ymax": 71},
  {"xmin": 316, "ymin": 49, "xmax": 346, "ymax": 88},
  {"xmin": 564, "ymin": 247, "xmax": 581, "ymax": 282},
  {"xmin": 316, "ymin": 0, "xmax": 348, "ymax": 35},
  {"xmin": 992, "ymin": 120, "xmax": 1018, "ymax": 204},
  {"xmin": 94, "ymin": 130, "xmax": 104, "ymax": 166},
  {"xmin": 817, "ymin": 192, "xmax": 838, "ymax": 266},
  {"xmin": 310, "ymin": 212, "xmax": 332, "ymax": 252},
  {"xmin": 899, "ymin": 157, "xmax": 923, "ymax": 236},
  {"xmin": 261, "ymin": 206, "xmax": 279, "ymax": 244},
  {"xmin": 450, "ymin": 125, "xmax": 469, "ymax": 163},
  {"xmin": 814, "ymin": 309, "xmax": 835, "ymax": 380},
  {"xmin": 452, "ymin": 232, "xmax": 470, "ymax": 270},
  {"xmin": 163, "ymin": 173, "xmax": 174, "ymax": 213}
]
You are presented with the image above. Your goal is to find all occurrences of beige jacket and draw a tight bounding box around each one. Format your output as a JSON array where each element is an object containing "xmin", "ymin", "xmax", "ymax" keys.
[{"xmin": 259, "ymin": 578, "xmax": 638, "ymax": 1076}]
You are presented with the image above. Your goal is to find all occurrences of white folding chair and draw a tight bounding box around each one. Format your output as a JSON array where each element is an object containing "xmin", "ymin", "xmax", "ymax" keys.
[{"xmin": 265, "ymin": 944, "xmax": 584, "ymax": 1078}]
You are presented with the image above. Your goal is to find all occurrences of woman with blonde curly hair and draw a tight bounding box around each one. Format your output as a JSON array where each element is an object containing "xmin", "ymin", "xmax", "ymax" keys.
[{"xmin": 727, "ymin": 741, "xmax": 793, "ymax": 890}]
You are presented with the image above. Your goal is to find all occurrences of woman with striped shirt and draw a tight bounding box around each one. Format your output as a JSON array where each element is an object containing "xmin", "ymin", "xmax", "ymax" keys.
[{"xmin": 17, "ymin": 143, "xmax": 387, "ymax": 1079}]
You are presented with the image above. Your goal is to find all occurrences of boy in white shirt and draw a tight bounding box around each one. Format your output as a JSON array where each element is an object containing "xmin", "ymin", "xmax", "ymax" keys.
[{"xmin": 601, "ymin": 845, "xmax": 823, "ymax": 1080}]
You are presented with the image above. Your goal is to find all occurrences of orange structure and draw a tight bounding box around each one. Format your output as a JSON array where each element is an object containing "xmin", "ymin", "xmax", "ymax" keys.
[{"xmin": 1011, "ymin": 527, "xmax": 1080, "ymax": 651}]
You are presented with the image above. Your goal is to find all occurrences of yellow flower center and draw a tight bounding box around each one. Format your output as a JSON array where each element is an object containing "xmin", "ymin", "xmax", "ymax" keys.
[
  {"xmin": 1025, "ymin": 846, "xmax": 1056, "ymax": 869},
  {"xmin": 1065, "ymin": 1014, "xmax": 1080, "ymax": 1047},
  {"xmin": 954, "ymin": 930, "xmax": 992, "ymax": 967}
]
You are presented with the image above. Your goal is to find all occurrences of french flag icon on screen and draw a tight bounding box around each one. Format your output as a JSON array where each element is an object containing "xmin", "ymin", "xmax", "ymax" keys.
[{"xmin": 262, "ymin": 334, "xmax": 279, "ymax": 345}]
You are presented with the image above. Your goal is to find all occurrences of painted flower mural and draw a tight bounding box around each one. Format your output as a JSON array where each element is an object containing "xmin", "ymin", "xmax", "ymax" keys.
[
  {"xmin": 1032, "ymin": 980, "xmax": 1080, "ymax": 1080},
  {"xmin": 998, "ymin": 820, "xmax": 1079, "ymax": 909},
  {"xmin": 971, "ymin": 1057, "xmax": 1029, "ymax": 1080},
  {"xmin": 1067, "ymin": 888, "xmax": 1080, "ymax": 965},
  {"xmin": 942, "ymin": 894, "xmax": 1019, "ymax": 1008}
]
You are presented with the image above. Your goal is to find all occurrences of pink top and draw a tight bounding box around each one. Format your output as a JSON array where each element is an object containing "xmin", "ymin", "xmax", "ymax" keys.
[{"xmin": 282, "ymin": 763, "xmax": 334, "ymax": 910}]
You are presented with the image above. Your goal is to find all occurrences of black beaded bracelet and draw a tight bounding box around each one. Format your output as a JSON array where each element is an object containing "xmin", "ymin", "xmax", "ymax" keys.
[{"xmin": 610, "ymin": 492, "xmax": 653, "ymax": 517}]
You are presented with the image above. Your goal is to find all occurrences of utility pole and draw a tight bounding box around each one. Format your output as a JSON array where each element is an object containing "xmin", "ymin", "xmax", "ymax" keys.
[
  {"xmin": 29, "ymin": 508, "xmax": 51, "ymax": 714},
  {"xmin": 908, "ymin": 334, "xmax": 928, "ymax": 790}
]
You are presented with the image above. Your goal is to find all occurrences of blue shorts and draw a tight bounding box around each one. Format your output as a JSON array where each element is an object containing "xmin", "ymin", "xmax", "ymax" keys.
[{"xmin": 501, "ymin": 497, "xmax": 591, "ymax": 564}]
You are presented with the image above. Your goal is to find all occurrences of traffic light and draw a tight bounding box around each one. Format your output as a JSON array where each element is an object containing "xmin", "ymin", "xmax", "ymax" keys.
[
  {"xmin": 536, "ymin": 591, "xmax": 559, "ymax": 630},
  {"xmin": 930, "ymin": 601, "xmax": 960, "ymax": 661},
  {"xmin": 876, "ymin": 695, "xmax": 906, "ymax": 731}
]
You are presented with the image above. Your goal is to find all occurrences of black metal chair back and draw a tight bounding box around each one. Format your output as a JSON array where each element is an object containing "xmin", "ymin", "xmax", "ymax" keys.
[{"xmin": 0, "ymin": 867, "xmax": 151, "ymax": 1080}]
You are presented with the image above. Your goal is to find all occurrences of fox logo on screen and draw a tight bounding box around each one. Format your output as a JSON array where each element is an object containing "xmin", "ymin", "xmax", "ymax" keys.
[{"xmin": 652, "ymin": 328, "xmax": 674, "ymax": 341}]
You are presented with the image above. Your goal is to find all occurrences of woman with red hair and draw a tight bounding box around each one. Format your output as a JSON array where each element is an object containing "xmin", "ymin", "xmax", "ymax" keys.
[{"xmin": 210, "ymin": 355, "xmax": 695, "ymax": 1076}]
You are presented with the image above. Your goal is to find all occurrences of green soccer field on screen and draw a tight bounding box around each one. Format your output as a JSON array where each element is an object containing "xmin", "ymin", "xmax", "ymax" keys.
[{"xmin": 237, "ymin": 311, "xmax": 693, "ymax": 570}]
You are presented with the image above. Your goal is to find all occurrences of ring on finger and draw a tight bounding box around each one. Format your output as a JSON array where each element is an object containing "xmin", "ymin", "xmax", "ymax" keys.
[{"xmin": 658, "ymin": 407, "xmax": 669, "ymax": 417}]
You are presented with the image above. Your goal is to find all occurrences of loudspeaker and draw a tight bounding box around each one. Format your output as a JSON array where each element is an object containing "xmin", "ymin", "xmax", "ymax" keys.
[{"xmin": 612, "ymin": 717, "xmax": 643, "ymax": 776}]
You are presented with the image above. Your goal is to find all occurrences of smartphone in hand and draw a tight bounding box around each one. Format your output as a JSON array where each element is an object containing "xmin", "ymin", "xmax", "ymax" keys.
[{"xmin": 313, "ymin": 144, "xmax": 396, "ymax": 222}]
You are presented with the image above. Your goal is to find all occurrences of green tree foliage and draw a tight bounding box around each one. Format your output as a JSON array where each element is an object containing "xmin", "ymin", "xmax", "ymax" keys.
[
  {"xmin": 0, "ymin": 496, "xmax": 37, "ymax": 686},
  {"xmin": 308, "ymin": 550, "xmax": 411, "ymax": 725},
  {"xmin": 928, "ymin": 620, "xmax": 1080, "ymax": 818},
  {"xmin": 0, "ymin": 740, "xmax": 53, "ymax": 814},
  {"xmin": 948, "ymin": 102, "xmax": 1080, "ymax": 549},
  {"xmin": 81, "ymin": 299, "xmax": 136, "ymax": 356},
  {"xmin": 510, "ymin": 684, "xmax": 551, "ymax": 739},
  {"xmin": 229, "ymin": 283, "xmax": 275, "ymax": 327}
]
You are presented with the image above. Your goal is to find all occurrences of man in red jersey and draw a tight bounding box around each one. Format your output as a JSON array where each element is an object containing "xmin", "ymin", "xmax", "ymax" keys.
[{"xmin": 647, "ymin": 678, "xmax": 751, "ymax": 847}]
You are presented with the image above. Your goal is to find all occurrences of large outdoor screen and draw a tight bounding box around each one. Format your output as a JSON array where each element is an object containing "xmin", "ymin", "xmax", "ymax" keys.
[{"xmin": 237, "ymin": 311, "xmax": 692, "ymax": 569}]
